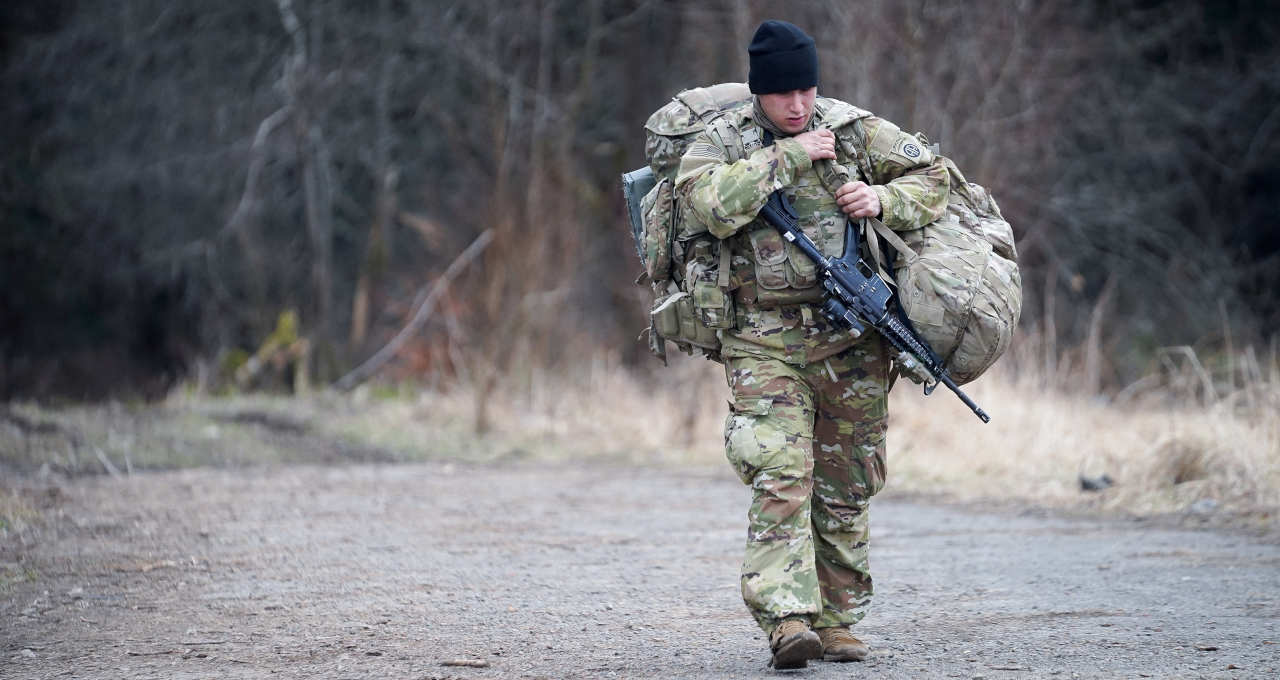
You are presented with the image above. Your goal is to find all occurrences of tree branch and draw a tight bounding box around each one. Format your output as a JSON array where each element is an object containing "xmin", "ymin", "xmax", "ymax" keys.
[{"xmin": 333, "ymin": 229, "xmax": 494, "ymax": 391}]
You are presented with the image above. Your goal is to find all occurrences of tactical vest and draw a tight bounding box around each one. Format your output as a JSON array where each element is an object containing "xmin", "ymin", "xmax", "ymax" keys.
[
  {"xmin": 706, "ymin": 103, "xmax": 1020, "ymax": 384},
  {"xmin": 624, "ymin": 87, "xmax": 1020, "ymax": 382},
  {"xmin": 702, "ymin": 98, "xmax": 877, "ymax": 308},
  {"xmin": 625, "ymin": 87, "xmax": 881, "ymax": 361}
]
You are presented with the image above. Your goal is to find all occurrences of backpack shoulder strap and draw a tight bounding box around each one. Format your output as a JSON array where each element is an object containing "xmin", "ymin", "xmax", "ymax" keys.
[
  {"xmin": 711, "ymin": 118, "xmax": 744, "ymax": 164},
  {"xmin": 705, "ymin": 104, "xmax": 761, "ymax": 164},
  {"xmin": 815, "ymin": 97, "xmax": 875, "ymax": 184},
  {"xmin": 810, "ymin": 99, "xmax": 898, "ymax": 281}
]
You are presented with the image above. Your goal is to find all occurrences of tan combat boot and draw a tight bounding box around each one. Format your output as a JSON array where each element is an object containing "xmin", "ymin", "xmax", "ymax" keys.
[
  {"xmin": 816, "ymin": 626, "xmax": 869, "ymax": 661},
  {"xmin": 768, "ymin": 619, "xmax": 822, "ymax": 669}
]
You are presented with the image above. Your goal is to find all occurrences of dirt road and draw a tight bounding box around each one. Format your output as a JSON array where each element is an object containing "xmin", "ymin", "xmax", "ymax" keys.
[{"xmin": 3, "ymin": 462, "xmax": 1278, "ymax": 679}]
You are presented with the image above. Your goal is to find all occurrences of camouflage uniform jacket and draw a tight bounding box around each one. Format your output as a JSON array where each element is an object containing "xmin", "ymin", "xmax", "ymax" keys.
[{"xmin": 675, "ymin": 97, "xmax": 950, "ymax": 365}]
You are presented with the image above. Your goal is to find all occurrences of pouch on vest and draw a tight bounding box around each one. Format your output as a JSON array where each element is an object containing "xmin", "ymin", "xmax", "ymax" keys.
[
  {"xmin": 686, "ymin": 238, "xmax": 735, "ymax": 329},
  {"xmin": 741, "ymin": 228, "xmax": 824, "ymax": 306}
]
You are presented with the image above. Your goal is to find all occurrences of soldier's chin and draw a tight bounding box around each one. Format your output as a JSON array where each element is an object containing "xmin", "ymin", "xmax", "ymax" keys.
[{"xmin": 783, "ymin": 118, "xmax": 807, "ymax": 133}]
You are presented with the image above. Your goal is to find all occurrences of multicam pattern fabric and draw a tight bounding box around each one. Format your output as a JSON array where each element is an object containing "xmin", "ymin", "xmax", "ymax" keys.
[
  {"xmin": 723, "ymin": 338, "xmax": 889, "ymax": 632},
  {"xmin": 638, "ymin": 83, "xmax": 753, "ymax": 359},
  {"xmin": 675, "ymin": 98, "xmax": 951, "ymax": 362},
  {"xmin": 675, "ymin": 96, "xmax": 951, "ymax": 637},
  {"xmin": 645, "ymin": 83, "xmax": 753, "ymax": 184},
  {"xmin": 892, "ymin": 155, "xmax": 1022, "ymax": 384}
]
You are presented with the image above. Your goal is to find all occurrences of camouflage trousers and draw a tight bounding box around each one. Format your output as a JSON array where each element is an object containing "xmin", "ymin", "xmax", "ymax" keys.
[{"xmin": 722, "ymin": 336, "xmax": 889, "ymax": 634}]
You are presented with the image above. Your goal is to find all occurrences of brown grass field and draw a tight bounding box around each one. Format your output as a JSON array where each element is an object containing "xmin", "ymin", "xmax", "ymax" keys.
[{"xmin": 2, "ymin": 341, "xmax": 1277, "ymax": 540}]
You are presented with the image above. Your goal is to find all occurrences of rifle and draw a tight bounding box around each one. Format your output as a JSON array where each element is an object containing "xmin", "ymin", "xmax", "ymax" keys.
[{"xmin": 757, "ymin": 191, "xmax": 991, "ymax": 423}]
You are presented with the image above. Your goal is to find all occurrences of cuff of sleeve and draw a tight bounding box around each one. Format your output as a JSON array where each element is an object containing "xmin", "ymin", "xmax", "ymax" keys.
[
  {"xmin": 774, "ymin": 138, "xmax": 813, "ymax": 184},
  {"xmin": 872, "ymin": 185, "xmax": 897, "ymax": 226}
]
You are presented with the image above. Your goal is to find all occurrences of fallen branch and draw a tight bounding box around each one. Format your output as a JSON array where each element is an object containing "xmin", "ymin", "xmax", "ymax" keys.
[
  {"xmin": 93, "ymin": 447, "xmax": 123, "ymax": 480},
  {"xmin": 442, "ymin": 659, "xmax": 490, "ymax": 668},
  {"xmin": 333, "ymin": 229, "xmax": 493, "ymax": 391}
]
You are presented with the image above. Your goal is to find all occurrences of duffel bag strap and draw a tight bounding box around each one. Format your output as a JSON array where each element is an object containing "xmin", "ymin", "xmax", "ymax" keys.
[{"xmin": 866, "ymin": 217, "xmax": 918, "ymax": 267}]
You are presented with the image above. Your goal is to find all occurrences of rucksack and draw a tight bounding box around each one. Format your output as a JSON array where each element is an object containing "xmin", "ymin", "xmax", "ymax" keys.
[
  {"xmin": 622, "ymin": 86, "xmax": 1021, "ymax": 383},
  {"xmin": 623, "ymin": 83, "xmax": 753, "ymax": 362},
  {"xmin": 899, "ymin": 154, "xmax": 1021, "ymax": 384}
]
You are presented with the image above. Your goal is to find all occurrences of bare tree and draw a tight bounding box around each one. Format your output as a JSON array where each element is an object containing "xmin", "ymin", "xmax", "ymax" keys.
[{"xmin": 2, "ymin": 0, "xmax": 1276, "ymax": 398}]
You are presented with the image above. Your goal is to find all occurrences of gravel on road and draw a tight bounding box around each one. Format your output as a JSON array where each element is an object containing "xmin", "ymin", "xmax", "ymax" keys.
[{"xmin": 3, "ymin": 462, "xmax": 1278, "ymax": 679}]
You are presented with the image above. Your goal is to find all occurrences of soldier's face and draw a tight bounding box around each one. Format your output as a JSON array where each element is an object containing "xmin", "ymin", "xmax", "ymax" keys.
[{"xmin": 759, "ymin": 87, "xmax": 816, "ymax": 134}]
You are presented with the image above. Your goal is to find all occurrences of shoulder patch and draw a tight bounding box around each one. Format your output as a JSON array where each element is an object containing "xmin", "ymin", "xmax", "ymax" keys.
[{"xmin": 888, "ymin": 134, "xmax": 933, "ymax": 165}]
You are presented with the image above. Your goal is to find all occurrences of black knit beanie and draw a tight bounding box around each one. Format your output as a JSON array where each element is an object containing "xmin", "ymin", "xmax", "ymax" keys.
[{"xmin": 747, "ymin": 20, "xmax": 819, "ymax": 94}]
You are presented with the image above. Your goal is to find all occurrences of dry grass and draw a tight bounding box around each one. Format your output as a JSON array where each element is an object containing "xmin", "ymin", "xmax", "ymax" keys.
[
  {"xmin": 887, "ymin": 362, "xmax": 1279, "ymax": 519},
  {"xmin": 2, "ymin": 342, "xmax": 1276, "ymax": 528},
  {"xmin": 0, "ymin": 488, "xmax": 39, "ymax": 536},
  {"xmin": 409, "ymin": 342, "xmax": 1279, "ymax": 525},
  {"xmin": 0, "ymin": 354, "xmax": 729, "ymax": 474}
]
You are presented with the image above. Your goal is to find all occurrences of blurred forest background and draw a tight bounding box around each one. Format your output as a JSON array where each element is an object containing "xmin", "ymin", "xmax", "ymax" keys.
[{"xmin": 2, "ymin": 0, "xmax": 1278, "ymax": 402}]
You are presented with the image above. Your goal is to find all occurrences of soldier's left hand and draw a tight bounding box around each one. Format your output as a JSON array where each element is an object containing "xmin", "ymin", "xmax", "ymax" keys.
[{"xmin": 834, "ymin": 181, "xmax": 881, "ymax": 218}]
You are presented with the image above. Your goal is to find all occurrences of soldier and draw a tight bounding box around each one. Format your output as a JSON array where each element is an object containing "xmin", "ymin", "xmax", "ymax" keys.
[{"xmin": 676, "ymin": 20, "xmax": 950, "ymax": 669}]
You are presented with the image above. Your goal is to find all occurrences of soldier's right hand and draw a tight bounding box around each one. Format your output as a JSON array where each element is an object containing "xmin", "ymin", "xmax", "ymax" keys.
[{"xmin": 794, "ymin": 129, "xmax": 837, "ymax": 162}]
